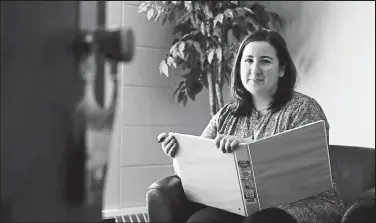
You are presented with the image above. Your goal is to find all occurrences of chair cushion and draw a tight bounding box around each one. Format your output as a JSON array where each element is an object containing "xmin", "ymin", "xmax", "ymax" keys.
[
  {"xmin": 329, "ymin": 145, "xmax": 375, "ymax": 206},
  {"xmin": 341, "ymin": 188, "xmax": 375, "ymax": 223}
]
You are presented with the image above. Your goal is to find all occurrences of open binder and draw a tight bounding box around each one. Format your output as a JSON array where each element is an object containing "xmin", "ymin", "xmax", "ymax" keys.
[{"xmin": 172, "ymin": 120, "xmax": 333, "ymax": 216}]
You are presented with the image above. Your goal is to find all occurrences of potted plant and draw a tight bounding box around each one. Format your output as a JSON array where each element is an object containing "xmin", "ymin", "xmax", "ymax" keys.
[{"xmin": 138, "ymin": 1, "xmax": 284, "ymax": 117}]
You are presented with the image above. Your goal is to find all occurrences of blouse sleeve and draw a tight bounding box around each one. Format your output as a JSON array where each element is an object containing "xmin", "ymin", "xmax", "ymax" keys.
[
  {"xmin": 200, "ymin": 104, "xmax": 231, "ymax": 139},
  {"xmin": 288, "ymin": 97, "xmax": 330, "ymax": 144},
  {"xmin": 201, "ymin": 110, "xmax": 220, "ymax": 139}
]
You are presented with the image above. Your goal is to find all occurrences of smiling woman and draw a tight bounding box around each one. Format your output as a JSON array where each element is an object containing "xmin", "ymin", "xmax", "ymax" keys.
[
  {"xmin": 229, "ymin": 30, "xmax": 297, "ymax": 118},
  {"xmin": 158, "ymin": 30, "xmax": 346, "ymax": 223},
  {"xmin": 240, "ymin": 42, "xmax": 283, "ymax": 98}
]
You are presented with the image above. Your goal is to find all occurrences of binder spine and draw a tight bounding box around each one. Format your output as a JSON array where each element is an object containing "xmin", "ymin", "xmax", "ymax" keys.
[
  {"xmin": 234, "ymin": 144, "xmax": 260, "ymax": 216},
  {"xmin": 247, "ymin": 144, "xmax": 261, "ymax": 211}
]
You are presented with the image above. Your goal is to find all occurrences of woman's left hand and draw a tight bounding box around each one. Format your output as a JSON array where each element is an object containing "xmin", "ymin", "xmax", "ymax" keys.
[{"xmin": 214, "ymin": 134, "xmax": 252, "ymax": 153}]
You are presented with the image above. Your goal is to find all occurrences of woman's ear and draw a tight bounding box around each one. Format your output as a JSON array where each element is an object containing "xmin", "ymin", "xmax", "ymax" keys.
[{"xmin": 279, "ymin": 65, "xmax": 286, "ymax": 77}]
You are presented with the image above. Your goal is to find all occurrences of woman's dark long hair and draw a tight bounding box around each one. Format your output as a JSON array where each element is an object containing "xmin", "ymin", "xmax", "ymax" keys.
[{"xmin": 229, "ymin": 29, "xmax": 297, "ymax": 116}]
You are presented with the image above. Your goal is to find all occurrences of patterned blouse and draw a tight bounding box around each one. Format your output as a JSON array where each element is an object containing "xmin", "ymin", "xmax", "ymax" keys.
[{"xmin": 201, "ymin": 91, "xmax": 346, "ymax": 223}]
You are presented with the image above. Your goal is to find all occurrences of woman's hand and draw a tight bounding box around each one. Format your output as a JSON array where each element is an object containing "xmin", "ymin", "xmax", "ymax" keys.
[
  {"xmin": 214, "ymin": 134, "xmax": 252, "ymax": 153},
  {"xmin": 157, "ymin": 132, "xmax": 178, "ymax": 158}
]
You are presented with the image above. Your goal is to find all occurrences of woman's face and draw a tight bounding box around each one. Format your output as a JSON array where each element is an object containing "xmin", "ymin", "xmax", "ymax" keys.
[{"xmin": 240, "ymin": 41, "xmax": 285, "ymax": 97}]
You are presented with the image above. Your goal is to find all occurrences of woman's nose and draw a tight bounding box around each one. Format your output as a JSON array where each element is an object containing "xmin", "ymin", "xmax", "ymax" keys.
[{"xmin": 250, "ymin": 62, "xmax": 261, "ymax": 76}]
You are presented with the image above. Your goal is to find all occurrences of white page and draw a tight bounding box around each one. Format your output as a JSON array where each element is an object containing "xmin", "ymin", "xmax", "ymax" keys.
[{"xmin": 171, "ymin": 133, "xmax": 246, "ymax": 216}]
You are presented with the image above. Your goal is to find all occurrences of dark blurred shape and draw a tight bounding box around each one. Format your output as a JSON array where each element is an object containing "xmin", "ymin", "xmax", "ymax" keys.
[{"xmin": 72, "ymin": 28, "xmax": 135, "ymax": 63}]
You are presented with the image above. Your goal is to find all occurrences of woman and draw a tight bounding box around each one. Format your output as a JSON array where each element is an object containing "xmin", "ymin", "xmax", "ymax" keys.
[{"xmin": 158, "ymin": 30, "xmax": 345, "ymax": 223}]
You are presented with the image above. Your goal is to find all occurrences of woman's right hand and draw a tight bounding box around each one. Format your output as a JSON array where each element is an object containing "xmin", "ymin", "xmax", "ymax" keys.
[{"xmin": 157, "ymin": 132, "xmax": 178, "ymax": 158}]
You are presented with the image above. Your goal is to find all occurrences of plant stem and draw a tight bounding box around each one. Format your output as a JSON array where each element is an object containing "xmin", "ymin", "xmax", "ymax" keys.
[
  {"xmin": 215, "ymin": 59, "xmax": 224, "ymax": 110},
  {"xmin": 207, "ymin": 68, "xmax": 216, "ymax": 117},
  {"xmin": 215, "ymin": 82, "xmax": 224, "ymax": 110}
]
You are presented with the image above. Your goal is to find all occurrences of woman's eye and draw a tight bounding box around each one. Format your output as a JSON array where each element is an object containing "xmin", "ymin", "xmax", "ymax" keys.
[
  {"xmin": 261, "ymin": 60, "xmax": 271, "ymax": 64},
  {"xmin": 245, "ymin": 59, "xmax": 253, "ymax": 63}
]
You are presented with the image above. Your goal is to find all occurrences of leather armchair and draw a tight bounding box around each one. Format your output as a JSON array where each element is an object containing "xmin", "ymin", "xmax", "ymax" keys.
[{"xmin": 146, "ymin": 145, "xmax": 375, "ymax": 223}]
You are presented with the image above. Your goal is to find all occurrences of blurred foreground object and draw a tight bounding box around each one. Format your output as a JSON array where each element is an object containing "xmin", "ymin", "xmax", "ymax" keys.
[
  {"xmin": 66, "ymin": 27, "xmax": 134, "ymax": 206},
  {"xmin": 1, "ymin": 1, "xmax": 134, "ymax": 222}
]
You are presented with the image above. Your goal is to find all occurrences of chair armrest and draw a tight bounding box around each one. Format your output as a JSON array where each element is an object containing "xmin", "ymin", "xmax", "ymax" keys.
[
  {"xmin": 341, "ymin": 187, "xmax": 375, "ymax": 223},
  {"xmin": 146, "ymin": 175, "xmax": 198, "ymax": 223}
]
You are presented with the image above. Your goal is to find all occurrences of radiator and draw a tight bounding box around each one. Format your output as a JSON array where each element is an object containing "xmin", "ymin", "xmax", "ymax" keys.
[{"xmin": 112, "ymin": 213, "xmax": 149, "ymax": 223}]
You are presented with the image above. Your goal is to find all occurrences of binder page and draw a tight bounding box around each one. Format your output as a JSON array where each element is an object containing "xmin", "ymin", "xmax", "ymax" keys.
[{"xmin": 171, "ymin": 133, "xmax": 246, "ymax": 216}]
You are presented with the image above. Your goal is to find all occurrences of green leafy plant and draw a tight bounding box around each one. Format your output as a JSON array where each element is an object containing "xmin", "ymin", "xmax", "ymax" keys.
[{"xmin": 138, "ymin": 1, "xmax": 284, "ymax": 117}]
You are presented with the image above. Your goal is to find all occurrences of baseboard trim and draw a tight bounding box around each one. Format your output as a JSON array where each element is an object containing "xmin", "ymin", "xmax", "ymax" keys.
[{"xmin": 102, "ymin": 206, "xmax": 147, "ymax": 219}]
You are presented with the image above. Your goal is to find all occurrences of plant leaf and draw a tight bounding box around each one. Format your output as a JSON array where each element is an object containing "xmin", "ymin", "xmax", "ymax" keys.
[
  {"xmin": 147, "ymin": 8, "xmax": 155, "ymax": 20},
  {"xmin": 232, "ymin": 26, "xmax": 241, "ymax": 42},
  {"xmin": 171, "ymin": 47, "xmax": 179, "ymax": 58},
  {"xmin": 245, "ymin": 21, "xmax": 256, "ymax": 33},
  {"xmin": 159, "ymin": 60, "xmax": 169, "ymax": 77},
  {"xmin": 206, "ymin": 22, "xmax": 211, "ymax": 36},
  {"xmin": 185, "ymin": 78, "xmax": 195, "ymax": 101},
  {"xmin": 170, "ymin": 41, "xmax": 179, "ymax": 55},
  {"xmin": 182, "ymin": 94, "xmax": 188, "ymax": 106},
  {"xmin": 180, "ymin": 30, "xmax": 199, "ymax": 41},
  {"xmin": 250, "ymin": 3, "xmax": 269, "ymax": 27},
  {"xmin": 167, "ymin": 56, "xmax": 177, "ymax": 68},
  {"xmin": 244, "ymin": 13, "xmax": 261, "ymax": 30},
  {"xmin": 177, "ymin": 11, "xmax": 192, "ymax": 25},
  {"xmin": 208, "ymin": 48, "xmax": 215, "ymax": 64},
  {"xmin": 177, "ymin": 41, "xmax": 186, "ymax": 60},
  {"xmin": 168, "ymin": 10, "xmax": 175, "ymax": 23},
  {"xmin": 191, "ymin": 80, "xmax": 203, "ymax": 96},
  {"xmin": 213, "ymin": 13, "xmax": 224, "ymax": 27},
  {"xmin": 177, "ymin": 90, "xmax": 185, "ymax": 103},
  {"xmin": 178, "ymin": 41, "xmax": 186, "ymax": 55},
  {"xmin": 184, "ymin": 1, "xmax": 193, "ymax": 11},
  {"xmin": 189, "ymin": 13, "xmax": 200, "ymax": 29},
  {"xmin": 204, "ymin": 4, "xmax": 214, "ymax": 19},
  {"xmin": 224, "ymin": 9, "xmax": 234, "ymax": 19},
  {"xmin": 174, "ymin": 81, "xmax": 185, "ymax": 97},
  {"xmin": 186, "ymin": 39, "xmax": 193, "ymax": 46},
  {"xmin": 200, "ymin": 21, "xmax": 206, "ymax": 35},
  {"xmin": 213, "ymin": 26, "xmax": 221, "ymax": 38},
  {"xmin": 138, "ymin": 1, "xmax": 151, "ymax": 13},
  {"xmin": 187, "ymin": 90, "xmax": 195, "ymax": 101},
  {"xmin": 161, "ymin": 14, "xmax": 169, "ymax": 25},
  {"xmin": 193, "ymin": 41, "xmax": 204, "ymax": 68},
  {"xmin": 215, "ymin": 47, "xmax": 222, "ymax": 62},
  {"xmin": 154, "ymin": 8, "xmax": 162, "ymax": 22},
  {"xmin": 193, "ymin": 41, "xmax": 202, "ymax": 54},
  {"xmin": 267, "ymin": 12, "xmax": 284, "ymax": 31},
  {"xmin": 181, "ymin": 69, "xmax": 192, "ymax": 79}
]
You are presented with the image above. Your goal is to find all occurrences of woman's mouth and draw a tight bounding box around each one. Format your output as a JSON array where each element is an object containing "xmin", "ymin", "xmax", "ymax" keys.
[{"xmin": 249, "ymin": 79, "xmax": 264, "ymax": 84}]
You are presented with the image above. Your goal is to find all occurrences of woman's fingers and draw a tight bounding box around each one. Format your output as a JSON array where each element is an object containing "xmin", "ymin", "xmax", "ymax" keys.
[
  {"xmin": 214, "ymin": 134, "xmax": 225, "ymax": 148},
  {"xmin": 157, "ymin": 131, "xmax": 179, "ymax": 158},
  {"xmin": 163, "ymin": 136, "xmax": 175, "ymax": 154},
  {"xmin": 230, "ymin": 139, "xmax": 240, "ymax": 152},
  {"xmin": 216, "ymin": 135, "xmax": 241, "ymax": 153},
  {"xmin": 225, "ymin": 138, "xmax": 233, "ymax": 153},
  {"xmin": 162, "ymin": 134, "xmax": 173, "ymax": 147},
  {"xmin": 168, "ymin": 141, "xmax": 178, "ymax": 158},
  {"xmin": 219, "ymin": 136, "xmax": 229, "ymax": 153},
  {"xmin": 161, "ymin": 132, "xmax": 244, "ymax": 157},
  {"xmin": 157, "ymin": 132, "xmax": 168, "ymax": 143}
]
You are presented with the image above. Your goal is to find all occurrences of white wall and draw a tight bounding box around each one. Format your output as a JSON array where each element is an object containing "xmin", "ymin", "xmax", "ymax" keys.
[
  {"xmin": 103, "ymin": 1, "xmax": 212, "ymax": 214},
  {"xmin": 268, "ymin": 1, "xmax": 375, "ymax": 148}
]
